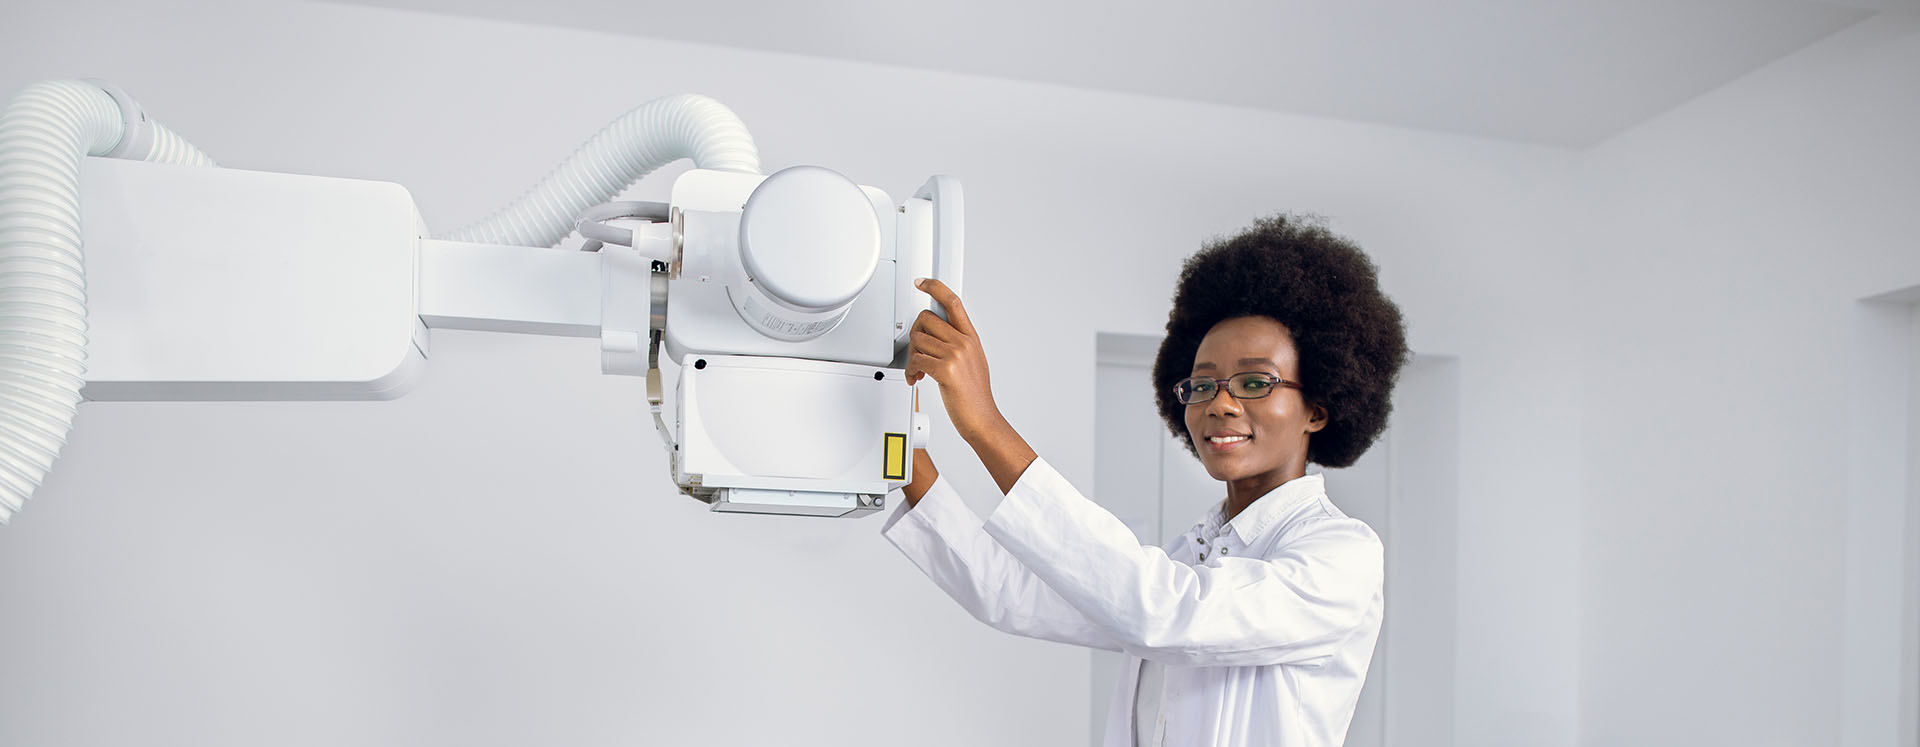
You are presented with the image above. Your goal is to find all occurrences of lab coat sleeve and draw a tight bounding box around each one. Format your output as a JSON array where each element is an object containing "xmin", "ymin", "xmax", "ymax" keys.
[
  {"xmin": 882, "ymin": 474, "xmax": 1126, "ymax": 652},
  {"xmin": 983, "ymin": 457, "xmax": 1383, "ymax": 668}
]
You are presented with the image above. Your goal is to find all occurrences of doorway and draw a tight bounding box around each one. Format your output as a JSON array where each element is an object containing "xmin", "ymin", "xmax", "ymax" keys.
[{"xmin": 1844, "ymin": 288, "xmax": 1920, "ymax": 747}]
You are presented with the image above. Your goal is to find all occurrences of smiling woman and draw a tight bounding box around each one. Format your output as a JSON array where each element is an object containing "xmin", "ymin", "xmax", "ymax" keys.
[
  {"xmin": 1154, "ymin": 215, "xmax": 1410, "ymax": 472},
  {"xmin": 1155, "ymin": 215, "xmax": 1412, "ymax": 520},
  {"xmin": 885, "ymin": 214, "xmax": 1409, "ymax": 747},
  {"xmin": 1177, "ymin": 316, "xmax": 1327, "ymax": 522}
]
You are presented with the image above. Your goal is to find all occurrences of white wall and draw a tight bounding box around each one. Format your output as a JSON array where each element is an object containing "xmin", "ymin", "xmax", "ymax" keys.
[
  {"xmin": 0, "ymin": 1, "xmax": 1591, "ymax": 745},
  {"xmin": 1578, "ymin": 12, "xmax": 1920, "ymax": 746},
  {"xmin": 1907, "ymin": 302, "xmax": 1920, "ymax": 747}
]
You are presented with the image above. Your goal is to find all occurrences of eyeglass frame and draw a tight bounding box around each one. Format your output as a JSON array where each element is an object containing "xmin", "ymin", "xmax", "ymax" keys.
[{"xmin": 1172, "ymin": 371, "xmax": 1303, "ymax": 405}]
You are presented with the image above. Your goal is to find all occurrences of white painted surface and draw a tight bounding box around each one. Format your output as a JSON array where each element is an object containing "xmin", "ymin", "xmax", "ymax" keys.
[
  {"xmin": 327, "ymin": 0, "xmax": 1873, "ymax": 146},
  {"xmin": 1843, "ymin": 293, "xmax": 1914, "ymax": 747},
  {"xmin": 1579, "ymin": 13, "xmax": 1920, "ymax": 746},
  {"xmin": 1090, "ymin": 338, "xmax": 1165, "ymax": 746},
  {"xmin": 1378, "ymin": 357, "xmax": 1462, "ymax": 747},
  {"xmin": 1908, "ymin": 303, "xmax": 1920, "ymax": 747},
  {"xmin": 1320, "ymin": 433, "xmax": 1390, "ymax": 747}
]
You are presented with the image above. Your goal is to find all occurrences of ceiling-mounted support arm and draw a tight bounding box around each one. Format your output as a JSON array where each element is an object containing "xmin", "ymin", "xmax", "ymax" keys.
[{"xmin": 416, "ymin": 239, "xmax": 606, "ymax": 339}]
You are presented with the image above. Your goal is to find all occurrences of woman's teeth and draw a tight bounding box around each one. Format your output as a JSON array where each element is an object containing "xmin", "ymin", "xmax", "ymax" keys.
[{"xmin": 1209, "ymin": 436, "xmax": 1249, "ymax": 444}]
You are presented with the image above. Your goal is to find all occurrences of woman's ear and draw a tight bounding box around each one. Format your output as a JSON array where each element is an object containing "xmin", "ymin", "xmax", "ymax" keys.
[{"xmin": 1306, "ymin": 403, "xmax": 1329, "ymax": 433}]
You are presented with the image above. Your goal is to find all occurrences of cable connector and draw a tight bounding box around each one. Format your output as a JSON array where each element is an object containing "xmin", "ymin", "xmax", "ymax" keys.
[
  {"xmin": 83, "ymin": 78, "xmax": 154, "ymax": 160},
  {"xmin": 574, "ymin": 200, "xmax": 668, "ymax": 253}
]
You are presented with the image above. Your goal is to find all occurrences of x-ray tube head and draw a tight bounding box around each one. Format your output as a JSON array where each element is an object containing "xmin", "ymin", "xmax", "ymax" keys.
[
  {"xmin": 731, "ymin": 166, "xmax": 882, "ymax": 342},
  {"xmin": 649, "ymin": 166, "xmax": 962, "ymax": 515}
]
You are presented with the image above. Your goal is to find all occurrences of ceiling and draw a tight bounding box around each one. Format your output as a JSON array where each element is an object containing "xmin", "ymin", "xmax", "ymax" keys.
[{"xmin": 326, "ymin": 0, "xmax": 1888, "ymax": 147}]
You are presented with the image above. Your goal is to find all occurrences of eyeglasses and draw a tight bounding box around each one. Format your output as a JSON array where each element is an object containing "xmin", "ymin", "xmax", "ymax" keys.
[{"xmin": 1172, "ymin": 372, "xmax": 1301, "ymax": 405}]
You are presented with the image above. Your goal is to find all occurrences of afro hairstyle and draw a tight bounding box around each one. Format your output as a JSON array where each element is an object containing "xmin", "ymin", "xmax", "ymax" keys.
[{"xmin": 1150, "ymin": 214, "xmax": 1409, "ymax": 469}]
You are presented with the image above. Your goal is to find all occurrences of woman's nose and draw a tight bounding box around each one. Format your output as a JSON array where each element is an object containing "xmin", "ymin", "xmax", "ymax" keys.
[{"xmin": 1205, "ymin": 389, "xmax": 1244, "ymax": 417}]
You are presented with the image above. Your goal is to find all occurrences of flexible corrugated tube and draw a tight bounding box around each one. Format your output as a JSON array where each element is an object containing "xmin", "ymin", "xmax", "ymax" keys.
[
  {"xmin": 434, "ymin": 93, "xmax": 760, "ymax": 247},
  {"xmin": 0, "ymin": 79, "xmax": 215, "ymax": 525}
]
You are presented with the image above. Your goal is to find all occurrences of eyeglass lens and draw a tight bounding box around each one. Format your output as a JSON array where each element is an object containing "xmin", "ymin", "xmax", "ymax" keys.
[{"xmin": 1176, "ymin": 373, "xmax": 1279, "ymax": 404}]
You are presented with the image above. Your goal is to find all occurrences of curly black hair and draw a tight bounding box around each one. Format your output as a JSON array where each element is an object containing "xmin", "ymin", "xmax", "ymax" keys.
[{"xmin": 1150, "ymin": 214, "xmax": 1409, "ymax": 469}]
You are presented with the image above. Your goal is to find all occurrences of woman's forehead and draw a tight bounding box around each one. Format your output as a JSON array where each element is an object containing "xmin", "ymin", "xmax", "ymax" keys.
[{"xmin": 1192, "ymin": 316, "xmax": 1297, "ymax": 370}]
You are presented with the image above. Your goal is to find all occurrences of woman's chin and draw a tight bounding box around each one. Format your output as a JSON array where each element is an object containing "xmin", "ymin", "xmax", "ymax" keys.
[{"xmin": 1198, "ymin": 458, "xmax": 1245, "ymax": 483}]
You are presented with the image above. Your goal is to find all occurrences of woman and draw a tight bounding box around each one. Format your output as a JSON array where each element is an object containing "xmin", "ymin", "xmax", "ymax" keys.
[{"xmin": 885, "ymin": 214, "xmax": 1409, "ymax": 747}]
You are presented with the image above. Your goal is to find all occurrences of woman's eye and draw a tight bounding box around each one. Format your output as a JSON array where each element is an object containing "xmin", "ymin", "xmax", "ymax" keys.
[{"xmin": 1243, "ymin": 379, "xmax": 1269, "ymax": 390}]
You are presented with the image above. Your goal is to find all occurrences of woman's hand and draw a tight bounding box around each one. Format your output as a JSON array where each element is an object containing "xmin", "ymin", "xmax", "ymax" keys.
[
  {"xmin": 905, "ymin": 278, "xmax": 1004, "ymax": 440},
  {"xmin": 904, "ymin": 278, "xmax": 1038, "ymax": 496}
]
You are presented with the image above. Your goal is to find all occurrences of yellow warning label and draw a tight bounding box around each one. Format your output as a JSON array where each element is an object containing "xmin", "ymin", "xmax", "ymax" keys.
[{"xmin": 883, "ymin": 433, "xmax": 908, "ymax": 481}]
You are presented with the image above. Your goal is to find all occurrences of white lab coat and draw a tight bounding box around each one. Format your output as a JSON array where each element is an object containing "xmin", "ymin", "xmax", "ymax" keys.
[{"xmin": 882, "ymin": 457, "xmax": 1383, "ymax": 747}]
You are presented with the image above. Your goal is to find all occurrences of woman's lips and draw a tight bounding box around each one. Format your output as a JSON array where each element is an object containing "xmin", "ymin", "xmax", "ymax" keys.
[{"xmin": 1205, "ymin": 435, "xmax": 1251, "ymax": 453}]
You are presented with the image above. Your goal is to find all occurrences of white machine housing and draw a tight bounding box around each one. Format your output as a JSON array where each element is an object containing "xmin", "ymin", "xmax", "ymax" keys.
[
  {"xmin": 78, "ymin": 157, "xmax": 430, "ymax": 401},
  {"xmin": 665, "ymin": 168, "xmax": 904, "ymax": 366},
  {"xmin": 675, "ymin": 355, "xmax": 926, "ymax": 517},
  {"xmin": 653, "ymin": 168, "xmax": 951, "ymax": 515},
  {"xmin": 73, "ymin": 158, "xmax": 956, "ymax": 518}
]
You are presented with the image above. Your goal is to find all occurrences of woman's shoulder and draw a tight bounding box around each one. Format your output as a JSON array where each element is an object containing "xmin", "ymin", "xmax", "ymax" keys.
[{"xmin": 1271, "ymin": 499, "xmax": 1382, "ymax": 553}]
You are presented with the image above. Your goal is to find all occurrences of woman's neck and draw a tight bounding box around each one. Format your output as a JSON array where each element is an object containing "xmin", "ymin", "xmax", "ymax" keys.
[{"xmin": 1223, "ymin": 463, "xmax": 1308, "ymax": 522}]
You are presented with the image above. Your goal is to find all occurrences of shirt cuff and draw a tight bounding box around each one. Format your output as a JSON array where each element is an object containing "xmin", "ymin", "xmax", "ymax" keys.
[
  {"xmin": 982, "ymin": 455, "xmax": 1077, "ymax": 539},
  {"xmin": 880, "ymin": 475, "xmax": 983, "ymax": 552}
]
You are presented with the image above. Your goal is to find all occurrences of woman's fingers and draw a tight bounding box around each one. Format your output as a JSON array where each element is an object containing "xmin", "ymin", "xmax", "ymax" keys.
[
  {"xmin": 909, "ymin": 327, "xmax": 951, "ymax": 357},
  {"xmin": 912, "ymin": 308, "xmax": 963, "ymax": 344},
  {"xmin": 906, "ymin": 278, "xmax": 1002, "ymax": 441},
  {"xmin": 907, "ymin": 336, "xmax": 949, "ymax": 379},
  {"xmin": 906, "ymin": 322, "xmax": 949, "ymax": 385},
  {"xmin": 907, "ymin": 350, "xmax": 942, "ymax": 384},
  {"xmin": 914, "ymin": 278, "xmax": 975, "ymax": 336}
]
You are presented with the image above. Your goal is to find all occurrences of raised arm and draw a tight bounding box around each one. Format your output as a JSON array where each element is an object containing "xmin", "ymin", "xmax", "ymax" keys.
[
  {"xmin": 984, "ymin": 456, "xmax": 1381, "ymax": 667},
  {"xmin": 903, "ymin": 278, "xmax": 1382, "ymax": 667},
  {"xmin": 884, "ymin": 449, "xmax": 1123, "ymax": 651}
]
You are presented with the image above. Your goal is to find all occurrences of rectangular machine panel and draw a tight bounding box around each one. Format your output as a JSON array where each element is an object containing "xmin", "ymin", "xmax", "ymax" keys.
[
  {"xmin": 675, "ymin": 354, "xmax": 914, "ymax": 516},
  {"xmin": 77, "ymin": 158, "xmax": 428, "ymax": 401}
]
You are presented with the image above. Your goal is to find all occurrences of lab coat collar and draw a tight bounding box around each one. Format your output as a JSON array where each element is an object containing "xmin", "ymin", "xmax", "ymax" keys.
[{"xmin": 1203, "ymin": 472, "xmax": 1326, "ymax": 546}]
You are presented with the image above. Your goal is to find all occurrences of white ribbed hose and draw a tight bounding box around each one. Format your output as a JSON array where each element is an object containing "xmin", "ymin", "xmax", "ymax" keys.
[
  {"xmin": 0, "ymin": 79, "xmax": 214, "ymax": 524},
  {"xmin": 435, "ymin": 93, "xmax": 760, "ymax": 247}
]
